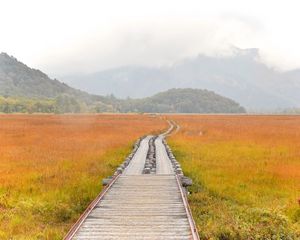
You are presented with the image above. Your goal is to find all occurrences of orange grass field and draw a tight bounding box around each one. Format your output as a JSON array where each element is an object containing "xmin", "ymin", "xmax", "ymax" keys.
[
  {"xmin": 0, "ymin": 114, "xmax": 167, "ymax": 239},
  {"xmin": 1, "ymin": 114, "xmax": 300, "ymax": 239},
  {"xmin": 167, "ymin": 115, "xmax": 300, "ymax": 239}
]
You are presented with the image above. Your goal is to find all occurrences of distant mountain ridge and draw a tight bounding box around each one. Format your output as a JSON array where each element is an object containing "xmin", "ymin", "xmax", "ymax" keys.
[
  {"xmin": 62, "ymin": 47, "xmax": 300, "ymax": 110},
  {"xmin": 0, "ymin": 52, "xmax": 245, "ymax": 113}
]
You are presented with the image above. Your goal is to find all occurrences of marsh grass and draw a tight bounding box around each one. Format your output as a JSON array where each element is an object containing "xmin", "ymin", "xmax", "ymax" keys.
[
  {"xmin": 0, "ymin": 114, "xmax": 166, "ymax": 239},
  {"xmin": 168, "ymin": 115, "xmax": 300, "ymax": 239}
]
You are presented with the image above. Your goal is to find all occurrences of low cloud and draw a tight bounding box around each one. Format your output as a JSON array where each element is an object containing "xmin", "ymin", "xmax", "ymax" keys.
[
  {"xmin": 44, "ymin": 16, "xmax": 265, "ymax": 76},
  {"xmin": 1, "ymin": 0, "xmax": 300, "ymax": 76}
]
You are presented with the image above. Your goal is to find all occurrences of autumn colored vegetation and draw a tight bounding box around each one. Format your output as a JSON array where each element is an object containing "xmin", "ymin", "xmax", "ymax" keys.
[
  {"xmin": 1, "ymin": 114, "xmax": 299, "ymax": 239},
  {"xmin": 0, "ymin": 114, "xmax": 166, "ymax": 239},
  {"xmin": 168, "ymin": 115, "xmax": 300, "ymax": 239}
]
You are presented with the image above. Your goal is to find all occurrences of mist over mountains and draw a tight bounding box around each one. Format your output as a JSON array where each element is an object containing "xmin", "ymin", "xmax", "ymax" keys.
[
  {"xmin": 63, "ymin": 47, "xmax": 300, "ymax": 110},
  {"xmin": 0, "ymin": 52, "xmax": 245, "ymax": 113}
]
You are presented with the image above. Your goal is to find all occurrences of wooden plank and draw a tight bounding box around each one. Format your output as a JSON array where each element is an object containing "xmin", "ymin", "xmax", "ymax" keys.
[{"xmin": 72, "ymin": 175, "xmax": 193, "ymax": 240}]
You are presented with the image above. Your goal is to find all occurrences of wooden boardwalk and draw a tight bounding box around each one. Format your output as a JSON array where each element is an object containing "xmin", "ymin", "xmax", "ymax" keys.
[
  {"xmin": 71, "ymin": 175, "xmax": 193, "ymax": 240},
  {"xmin": 123, "ymin": 136, "xmax": 152, "ymax": 175},
  {"xmin": 65, "ymin": 122, "xmax": 198, "ymax": 240}
]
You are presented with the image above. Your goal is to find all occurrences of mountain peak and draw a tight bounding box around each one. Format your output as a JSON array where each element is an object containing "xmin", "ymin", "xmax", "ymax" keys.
[
  {"xmin": 0, "ymin": 52, "xmax": 19, "ymax": 64},
  {"xmin": 0, "ymin": 52, "xmax": 14, "ymax": 59},
  {"xmin": 230, "ymin": 46, "xmax": 259, "ymax": 58},
  {"xmin": 0, "ymin": 52, "xmax": 9, "ymax": 57}
]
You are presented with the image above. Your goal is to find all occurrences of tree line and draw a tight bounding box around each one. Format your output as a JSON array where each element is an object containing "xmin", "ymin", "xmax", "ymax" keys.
[
  {"xmin": 0, "ymin": 95, "xmax": 115, "ymax": 113},
  {"xmin": 0, "ymin": 89, "xmax": 247, "ymax": 114}
]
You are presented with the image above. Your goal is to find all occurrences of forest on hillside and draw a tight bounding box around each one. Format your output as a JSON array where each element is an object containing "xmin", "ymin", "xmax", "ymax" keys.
[{"xmin": 0, "ymin": 89, "xmax": 246, "ymax": 114}]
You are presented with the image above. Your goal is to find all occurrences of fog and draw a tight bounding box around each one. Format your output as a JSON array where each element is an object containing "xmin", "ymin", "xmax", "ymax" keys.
[{"xmin": 1, "ymin": 0, "xmax": 300, "ymax": 76}]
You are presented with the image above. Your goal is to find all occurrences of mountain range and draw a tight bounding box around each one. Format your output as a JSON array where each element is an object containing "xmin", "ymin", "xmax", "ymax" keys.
[
  {"xmin": 62, "ymin": 47, "xmax": 300, "ymax": 110},
  {"xmin": 0, "ymin": 52, "xmax": 245, "ymax": 113}
]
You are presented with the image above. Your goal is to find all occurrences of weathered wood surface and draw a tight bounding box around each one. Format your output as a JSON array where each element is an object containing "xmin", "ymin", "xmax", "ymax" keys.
[
  {"xmin": 65, "ymin": 121, "xmax": 199, "ymax": 240},
  {"xmin": 155, "ymin": 136, "xmax": 174, "ymax": 174},
  {"xmin": 123, "ymin": 136, "xmax": 152, "ymax": 175},
  {"xmin": 72, "ymin": 175, "xmax": 192, "ymax": 240}
]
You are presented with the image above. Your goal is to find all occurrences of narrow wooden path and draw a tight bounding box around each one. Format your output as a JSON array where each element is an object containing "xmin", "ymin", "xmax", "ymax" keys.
[
  {"xmin": 155, "ymin": 136, "xmax": 174, "ymax": 174},
  {"xmin": 123, "ymin": 136, "xmax": 152, "ymax": 175},
  {"xmin": 65, "ymin": 121, "xmax": 199, "ymax": 240}
]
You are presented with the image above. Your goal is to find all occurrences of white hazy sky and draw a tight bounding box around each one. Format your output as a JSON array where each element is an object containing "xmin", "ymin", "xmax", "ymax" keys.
[{"xmin": 1, "ymin": 0, "xmax": 300, "ymax": 76}]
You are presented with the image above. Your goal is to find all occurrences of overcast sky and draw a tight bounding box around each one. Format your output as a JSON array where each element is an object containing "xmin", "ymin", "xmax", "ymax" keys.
[{"xmin": 1, "ymin": 0, "xmax": 300, "ymax": 76}]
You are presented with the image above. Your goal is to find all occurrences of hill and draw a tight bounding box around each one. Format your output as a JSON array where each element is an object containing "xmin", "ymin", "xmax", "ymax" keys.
[
  {"xmin": 0, "ymin": 52, "xmax": 118, "ymax": 112},
  {"xmin": 0, "ymin": 52, "xmax": 79, "ymax": 98},
  {"xmin": 120, "ymin": 88, "xmax": 245, "ymax": 113},
  {"xmin": 62, "ymin": 47, "xmax": 300, "ymax": 110},
  {"xmin": 0, "ymin": 53, "xmax": 245, "ymax": 113}
]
